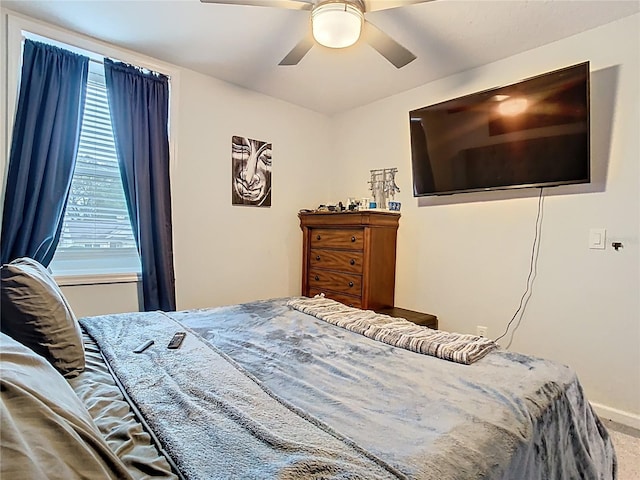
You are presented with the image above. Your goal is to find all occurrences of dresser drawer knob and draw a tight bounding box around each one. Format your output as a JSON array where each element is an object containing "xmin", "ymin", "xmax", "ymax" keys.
[
  {"xmin": 316, "ymin": 255, "xmax": 321, "ymax": 261},
  {"xmin": 350, "ymin": 259, "xmax": 355, "ymax": 265},
  {"xmin": 316, "ymin": 234, "xmax": 321, "ymax": 240},
  {"xmin": 315, "ymin": 275, "xmax": 320, "ymax": 281},
  {"xmin": 348, "ymin": 281, "xmax": 354, "ymax": 288},
  {"xmin": 351, "ymin": 236, "xmax": 356, "ymax": 242}
]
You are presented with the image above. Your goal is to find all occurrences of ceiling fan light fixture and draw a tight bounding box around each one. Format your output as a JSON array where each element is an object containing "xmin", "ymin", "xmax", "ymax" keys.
[{"xmin": 312, "ymin": 2, "xmax": 364, "ymax": 49}]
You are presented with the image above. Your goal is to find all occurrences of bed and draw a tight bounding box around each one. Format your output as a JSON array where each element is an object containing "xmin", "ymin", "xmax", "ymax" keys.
[{"xmin": 1, "ymin": 258, "xmax": 617, "ymax": 479}]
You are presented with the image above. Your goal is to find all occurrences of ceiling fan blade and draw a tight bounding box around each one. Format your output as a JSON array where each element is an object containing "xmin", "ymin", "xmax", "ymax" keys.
[
  {"xmin": 279, "ymin": 34, "xmax": 315, "ymax": 65},
  {"xmin": 200, "ymin": 0, "xmax": 313, "ymax": 10},
  {"xmin": 363, "ymin": 0, "xmax": 434, "ymax": 13},
  {"xmin": 363, "ymin": 21, "xmax": 416, "ymax": 69}
]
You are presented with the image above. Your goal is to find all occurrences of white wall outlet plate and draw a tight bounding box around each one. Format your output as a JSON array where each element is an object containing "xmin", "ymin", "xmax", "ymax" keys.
[{"xmin": 589, "ymin": 228, "xmax": 606, "ymax": 249}]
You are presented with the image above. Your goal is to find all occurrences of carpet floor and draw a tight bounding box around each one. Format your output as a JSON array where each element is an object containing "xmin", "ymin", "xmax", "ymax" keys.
[{"xmin": 604, "ymin": 419, "xmax": 640, "ymax": 480}]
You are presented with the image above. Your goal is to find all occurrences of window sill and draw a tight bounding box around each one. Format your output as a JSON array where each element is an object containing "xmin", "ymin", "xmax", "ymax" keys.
[{"xmin": 54, "ymin": 273, "xmax": 141, "ymax": 287}]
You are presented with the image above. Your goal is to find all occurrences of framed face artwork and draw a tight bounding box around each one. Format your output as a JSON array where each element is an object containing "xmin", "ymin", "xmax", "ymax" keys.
[{"xmin": 231, "ymin": 136, "xmax": 272, "ymax": 207}]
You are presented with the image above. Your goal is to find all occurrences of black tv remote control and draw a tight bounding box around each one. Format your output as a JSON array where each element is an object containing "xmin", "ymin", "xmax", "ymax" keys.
[
  {"xmin": 133, "ymin": 339, "xmax": 154, "ymax": 353},
  {"xmin": 167, "ymin": 332, "xmax": 186, "ymax": 349}
]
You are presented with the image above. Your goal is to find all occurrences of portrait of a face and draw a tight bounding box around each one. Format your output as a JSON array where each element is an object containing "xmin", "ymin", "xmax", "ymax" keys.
[{"xmin": 231, "ymin": 136, "xmax": 272, "ymax": 207}]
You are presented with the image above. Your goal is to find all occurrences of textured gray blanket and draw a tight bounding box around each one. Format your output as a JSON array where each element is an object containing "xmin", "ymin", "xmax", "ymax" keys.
[
  {"xmin": 175, "ymin": 298, "xmax": 617, "ymax": 480},
  {"xmin": 286, "ymin": 296, "xmax": 497, "ymax": 364},
  {"xmin": 80, "ymin": 311, "xmax": 400, "ymax": 480},
  {"xmin": 81, "ymin": 297, "xmax": 617, "ymax": 480}
]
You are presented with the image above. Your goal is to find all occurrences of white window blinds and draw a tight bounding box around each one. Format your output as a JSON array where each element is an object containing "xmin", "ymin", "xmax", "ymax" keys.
[{"xmin": 50, "ymin": 61, "xmax": 141, "ymax": 277}]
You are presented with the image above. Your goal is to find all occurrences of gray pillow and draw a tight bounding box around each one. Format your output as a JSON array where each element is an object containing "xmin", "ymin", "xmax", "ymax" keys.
[
  {"xmin": 0, "ymin": 332, "xmax": 133, "ymax": 479},
  {"xmin": 1, "ymin": 257, "xmax": 84, "ymax": 377}
]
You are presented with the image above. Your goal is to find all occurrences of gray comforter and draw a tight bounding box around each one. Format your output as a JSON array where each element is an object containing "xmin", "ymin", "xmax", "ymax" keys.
[
  {"xmin": 80, "ymin": 309, "xmax": 400, "ymax": 479},
  {"xmin": 81, "ymin": 297, "xmax": 616, "ymax": 480}
]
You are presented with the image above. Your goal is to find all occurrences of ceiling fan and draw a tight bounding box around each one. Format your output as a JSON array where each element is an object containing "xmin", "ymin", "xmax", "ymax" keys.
[{"xmin": 200, "ymin": 0, "xmax": 433, "ymax": 68}]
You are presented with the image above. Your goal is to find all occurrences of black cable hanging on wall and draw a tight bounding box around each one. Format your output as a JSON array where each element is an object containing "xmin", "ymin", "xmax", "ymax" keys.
[{"xmin": 494, "ymin": 187, "xmax": 545, "ymax": 349}]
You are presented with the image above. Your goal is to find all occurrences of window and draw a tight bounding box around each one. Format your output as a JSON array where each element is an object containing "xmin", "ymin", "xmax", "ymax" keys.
[{"xmin": 50, "ymin": 60, "xmax": 141, "ymax": 277}]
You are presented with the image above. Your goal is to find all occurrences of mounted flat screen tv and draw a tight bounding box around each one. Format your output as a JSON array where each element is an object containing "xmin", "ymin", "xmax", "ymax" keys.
[{"xmin": 409, "ymin": 62, "xmax": 590, "ymax": 196}]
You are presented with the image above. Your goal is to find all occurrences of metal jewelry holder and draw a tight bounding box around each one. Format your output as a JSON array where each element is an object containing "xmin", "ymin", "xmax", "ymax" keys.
[{"xmin": 368, "ymin": 168, "xmax": 400, "ymax": 210}]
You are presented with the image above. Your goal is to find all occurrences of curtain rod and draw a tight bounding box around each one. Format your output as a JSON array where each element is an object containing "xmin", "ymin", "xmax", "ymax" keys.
[{"xmin": 22, "ymin": 33, "xmax": 169, "ymax": 79}]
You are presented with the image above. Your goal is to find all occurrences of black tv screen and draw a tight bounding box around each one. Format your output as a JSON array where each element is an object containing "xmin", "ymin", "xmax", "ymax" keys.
[{"xmin": 409, "ymin": 62, "xmax": 590, "ymax": 196}]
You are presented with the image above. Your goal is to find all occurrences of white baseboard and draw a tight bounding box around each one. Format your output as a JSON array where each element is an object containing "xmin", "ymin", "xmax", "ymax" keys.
[{"xmin": 591, "ymin": 402, "xmax": 640, "ymax": 430}]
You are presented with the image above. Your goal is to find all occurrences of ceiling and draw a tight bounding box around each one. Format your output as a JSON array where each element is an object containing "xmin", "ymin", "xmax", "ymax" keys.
[{"xmin": 3, "ymin": 0, "xmax": 638, "ymax": 115}]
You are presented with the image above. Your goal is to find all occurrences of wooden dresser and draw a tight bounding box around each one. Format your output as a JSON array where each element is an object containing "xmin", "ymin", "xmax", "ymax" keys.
[{"xmin": 298, "ymin": 211, "xmax": 400, "ymax": 310}]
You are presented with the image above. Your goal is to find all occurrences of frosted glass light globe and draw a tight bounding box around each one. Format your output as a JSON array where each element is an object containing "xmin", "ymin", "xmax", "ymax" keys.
[{"xmin": 312, "ymin": 2, "xmax": 364, "ymax": 49}]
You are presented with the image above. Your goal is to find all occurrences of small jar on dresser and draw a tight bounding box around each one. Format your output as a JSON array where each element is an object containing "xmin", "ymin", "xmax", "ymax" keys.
[{"xmin": 298, "ymin": 210, "xmax": 400, "ymax": 310}]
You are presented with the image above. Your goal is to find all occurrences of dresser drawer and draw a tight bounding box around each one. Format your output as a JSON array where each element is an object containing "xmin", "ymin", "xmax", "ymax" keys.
[
  {"xmin": 308, "ymin": 269, "xmax": 362, "ymax": 295},
  {"xmin": 310, "ymin": 228, "xmax": 364, "ymax": 250},
  {"xmin": 308, "ymin": 290, "xmax": 362, "ymax": 309},
  {"xmin": 309, "ymin": 248, "xmax": 363, "ymax": 273}
]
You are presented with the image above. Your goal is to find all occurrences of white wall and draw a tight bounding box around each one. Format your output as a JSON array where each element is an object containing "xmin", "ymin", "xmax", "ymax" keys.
[
  {"xmin": 171, "ymin": 70, "xmax": 333, "ymax": 309},
  {"xmin": 0, "ymin": 10, "xmax": 333, "ymax": 316},
  {"xmin": 329, "ymin": 15, "xmax": 640, "ymax": 426},
  {"xmin": 59, "ymin": 282, "xmax": 141, "ymax": 318}
]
